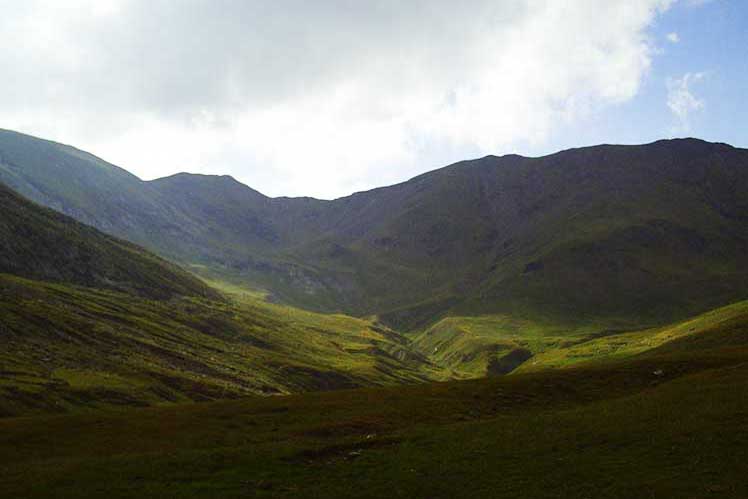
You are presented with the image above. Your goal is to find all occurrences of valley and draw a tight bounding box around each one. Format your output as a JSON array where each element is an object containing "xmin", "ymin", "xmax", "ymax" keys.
[
  {"xmin": 2, "ymin": 2, "xmax": 747, "ymax": 496},
  {"xmin": 2, "ymin": 328, "xmax": 748, "ymax": 497},
  {"xmin": 1, "ymin": 130, "xmax": 747, "ymax": 497},
  {"xmin": 0, "ymin": 176, "xmax": 445, "ymax": 416}
]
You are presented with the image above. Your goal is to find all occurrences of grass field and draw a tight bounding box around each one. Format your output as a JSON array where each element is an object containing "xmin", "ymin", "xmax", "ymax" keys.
[
  {"xmin": 1, "ymin": 214, "xmax": 748, "ymax": 497},
  {"xmin": 1, "ymin": 342, "xmax": 747, "ymax": 498}
]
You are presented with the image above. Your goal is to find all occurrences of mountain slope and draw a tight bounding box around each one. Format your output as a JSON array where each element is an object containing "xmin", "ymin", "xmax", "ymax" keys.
[
  {"xmin": 516, "ymin": 298, "xmax": 748, "ymax": 372},
  {"xmin": 2, "ymin": 129, "xmax": 747, "ymax": 332},
  {"xmin": 0, "ymin": 181, "xmax": 446, "ymax": 415},
  {"xmin": 0, "ymin": 129, "xmax": 177, "ymax": 241},
  {"xmin": 0, "ymin": 181, "xmax": 217, "ymax": 300},
  {"xmin": 124, "ymin": 139, "xmax": 748, "ymax": 331},
  {"xmin": 0, "ymin": 274, "xmax": 442, "ymax": 417}
]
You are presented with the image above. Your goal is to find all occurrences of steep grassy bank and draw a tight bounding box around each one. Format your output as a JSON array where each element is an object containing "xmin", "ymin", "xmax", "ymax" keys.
[
  {"xmin": 521, "ymin": 299, "xmax": 748, "ymax": 371},
  {"xmin": 0, "ymin": 274, "xmax": 444, "ymax": 417},
  {"xmin": 0, "ymin": 181, "xmax": 216, "ymax": 300},
  {"xmin": 412, "ymin": 299, "xmax": 748, "ymax": 377}
]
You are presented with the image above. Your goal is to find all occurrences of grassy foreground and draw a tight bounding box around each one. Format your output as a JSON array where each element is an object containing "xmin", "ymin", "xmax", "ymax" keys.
[
  {"xmin": 2, "ymin": 280, "xmax": 748, "ymax": 497},
  {"xmin": 1, "ymin": 344, "xmax": 747, "ymax": 498}
]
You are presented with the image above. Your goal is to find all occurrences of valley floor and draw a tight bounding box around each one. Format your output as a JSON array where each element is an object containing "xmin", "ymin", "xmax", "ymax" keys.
[{"xmin": 1, "ymin": 345, "xmax": 747, "ymax": 498}]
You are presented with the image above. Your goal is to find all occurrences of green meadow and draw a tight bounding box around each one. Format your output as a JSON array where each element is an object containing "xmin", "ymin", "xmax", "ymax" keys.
[{"xmin": 2, "ymin": 335, "xmax": 747, "ymax": 498}]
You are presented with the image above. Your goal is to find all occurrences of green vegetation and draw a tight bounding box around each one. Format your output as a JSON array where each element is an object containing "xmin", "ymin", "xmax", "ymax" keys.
[
  {"xmin": 409, "ymin": 299, "xmax": 748, "ymax": 377},
  {"xmin": 410, "ymin": 315, "xmax": 593, "ymax": 377},
  {"xmin": 4, "ymin": 268, "xmax": 748, "ymax": 497},
  {"xmin": 1, "ymin": 129, "xmax": 748, "ymax": 497},
  {"xmin": 0, "ymin": 274, "xmax": 445, "ymax": 417},
  {"xmin": 1, "ymin": 335, "xmax": 747, "ymax": 497},
  {"xmin": 3, "ymin": 129, "xmax": 747, "ymax": 333},
  {"xmin": 0, "ymin": 129, "xmax": 176, "ymax": 248},
  {"xmin": 0, "ymin": 181, "xmax": 217, "ymax": 300},
  {"xmin": 522, "ymin": 299, "xmax": 748, "ymax": 371},
  {"xmin": 0, "ymin": 177, "xmax": 444, "ymax": 417}
]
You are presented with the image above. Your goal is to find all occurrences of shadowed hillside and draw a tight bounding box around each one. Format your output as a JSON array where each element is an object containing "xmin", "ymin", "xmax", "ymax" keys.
[
  {"xmin": 2, "ymin": 130, "xmax": 747, "ymax": 333},
  {"xmin": 0, "ymin": 181, "xmax": 217, "ymax": 300},
  {"xmin": 0, "ymin": 183, "xmax": 446, "ymax": 415}
]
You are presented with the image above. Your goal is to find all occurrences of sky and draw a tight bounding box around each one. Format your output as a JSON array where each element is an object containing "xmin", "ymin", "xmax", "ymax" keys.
[{"xmin": 0, "ymin": 0, "xmax": 745, "ymax": 199}]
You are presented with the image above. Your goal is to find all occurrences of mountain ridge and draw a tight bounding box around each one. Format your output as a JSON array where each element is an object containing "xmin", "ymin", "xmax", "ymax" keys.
[
  {"xmin": 4, "ymin": 128, "xmax": 729, "ymax": 201},
  {"xmin": 0, "ymin": 180, "xmax": 218, "ymax": 300},
  {"xmin": 1, "ymin": 129, "xmax": 747, "ymax": 332}
]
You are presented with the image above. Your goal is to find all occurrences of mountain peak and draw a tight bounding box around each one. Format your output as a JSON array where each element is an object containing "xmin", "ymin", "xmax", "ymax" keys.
[
  {"xmin": 158, "ymin": 172, "xmax": 239, "ymax": 182},
  {"xmin": 150, "ymin": 172, "xmax": 268, "ymax": 198}
]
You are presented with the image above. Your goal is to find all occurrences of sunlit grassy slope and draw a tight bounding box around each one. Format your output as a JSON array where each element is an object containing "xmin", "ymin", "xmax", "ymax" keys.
[
  {"xmin": 410, "ymin": 315, "xmax": 585, "ymax": 378},
  {"xmin": 520, "ymin": 299, "xmax": 748, "ymax": 372},
  {"xmin": 412, "ymin": 299, "xmax": 748, "ymax": 377},
  {"xmin": 0, "ymin": 274, "xmax": 444, "ymax": 417},
  {"xmin": 2, "ymin": 330, "xmax": 747, "ymax": 498}
]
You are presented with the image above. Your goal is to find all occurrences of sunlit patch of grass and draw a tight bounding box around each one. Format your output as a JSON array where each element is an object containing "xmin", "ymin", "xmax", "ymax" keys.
[
  {"xmin": 410, "ymin": 314, "xmax": 600, "ymax": 377},
  {"xmin": 202, "ymin": 277, "xmax": 270, "ymax": 301},
  {"xmin": 51, "ymin": 369, "xmax": 143, "ymax": 391},
  {"xmin": 0, "ymin": 274, "xmax": 448, "ymax": 417},
  {"xmin": 521, "ymin": 299, "xmax": 748, "ymax": 371}
]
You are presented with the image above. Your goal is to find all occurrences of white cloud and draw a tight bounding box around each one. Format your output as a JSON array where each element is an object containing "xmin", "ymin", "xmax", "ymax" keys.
[
  {"xmin": 666, "ymin": 72, "xmax": 706, "ymax": 133},
  {"xmin": 0, "ymin": 0, "xmax": 675, "ymax": 199},
  {"xmin": 667, "ymin": 32, "xmax": 680, "ymax": 43}
]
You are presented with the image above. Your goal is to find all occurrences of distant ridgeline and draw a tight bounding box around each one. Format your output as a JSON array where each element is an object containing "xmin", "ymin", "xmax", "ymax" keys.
[{"xmin": 2, "ymin": 128, "xmax": 747, "ymax": 331}]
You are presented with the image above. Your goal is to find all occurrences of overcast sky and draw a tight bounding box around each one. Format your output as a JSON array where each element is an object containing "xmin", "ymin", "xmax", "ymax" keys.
[{"xmin": 1, "ymin": 0, "xmax": 745, "ymax": 199}]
